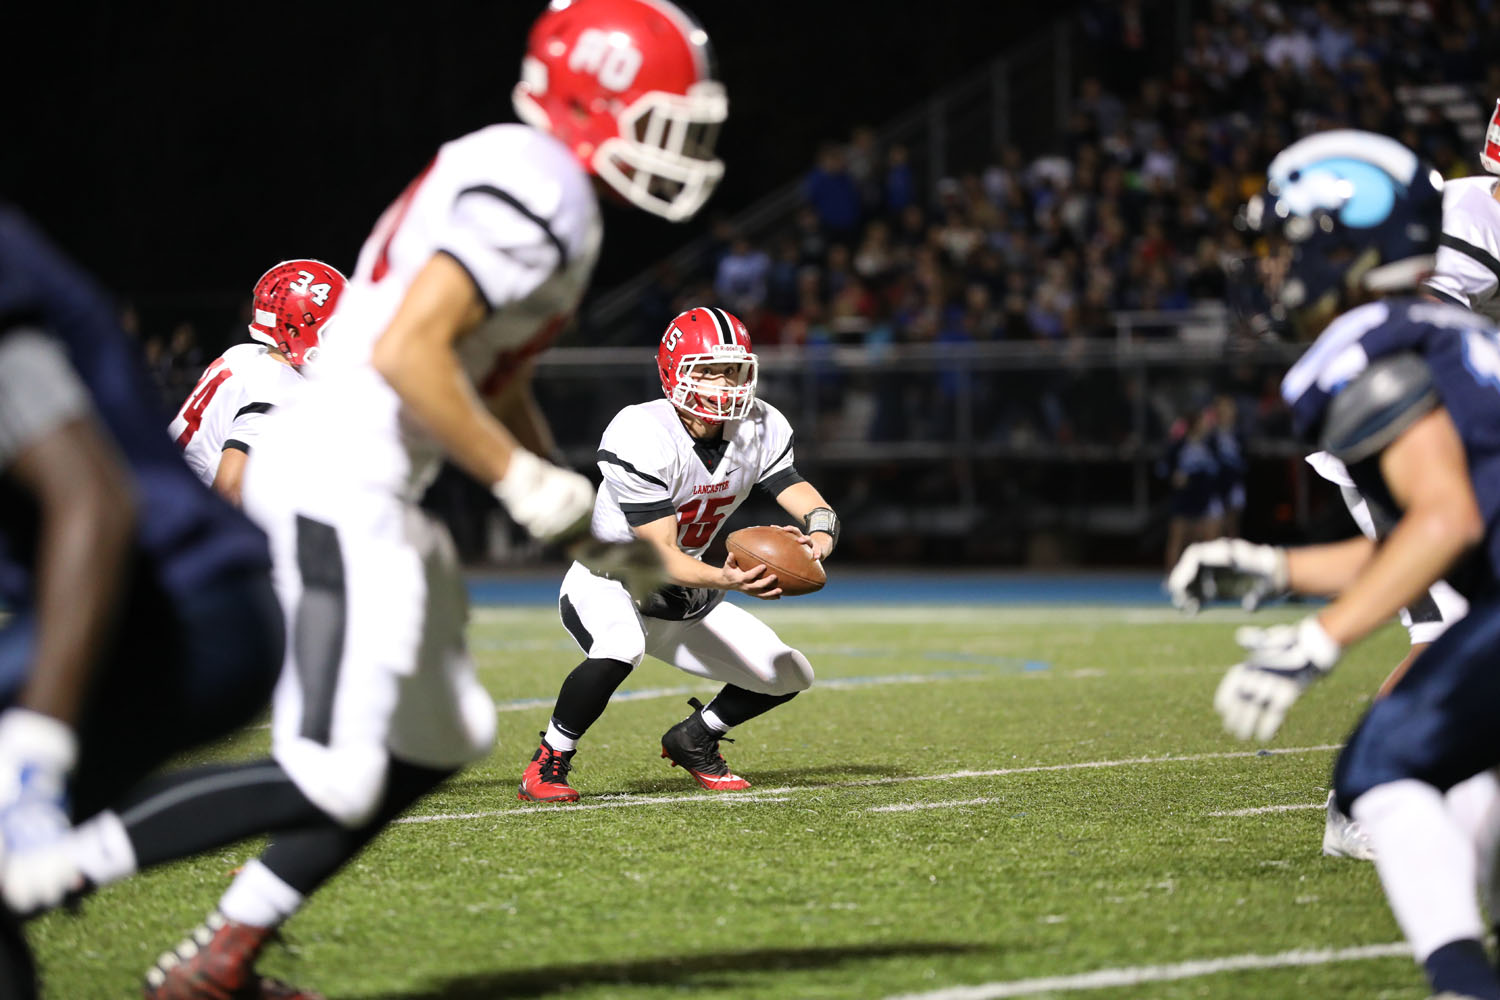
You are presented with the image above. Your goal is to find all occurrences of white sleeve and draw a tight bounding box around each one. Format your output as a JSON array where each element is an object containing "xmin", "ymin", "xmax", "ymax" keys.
[
  {"xmin": 0, "ymin": 329, "xmax": 92, "ymax": 470},
  {"xmin": 1425, "ymin": 243, "xmax": 1492, "ymax": 309},
  {"xmin": 756, "ymin": 403, "xmax": 801, "ymax": 494},
  {"xmin": 596, "ymin": 414, "xmax": 676, "ymax": 527},
  {"xmin": 439, "ymin": 185, "xmax": 565, "ymax": 312},
  {"xmin": 224, "ymin": 402, "xmax": 273, "ymax": 452}
]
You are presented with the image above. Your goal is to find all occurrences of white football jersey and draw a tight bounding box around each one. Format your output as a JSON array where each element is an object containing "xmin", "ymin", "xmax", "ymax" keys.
[
  {"xmin": 167, "ymin": 343, "xmax": 303, "ymax": 486},
  {"xmin": 1425, "ymin": 175, "xmax": 1500, "ymax": 321},
  {"xmin": 592, "ymin": 398, "xmax": 801, "ymax": 558},
  {"xmin": 284, "ymin": 124, "xmax": 603, "ymax": 500},
  {"xmin": 1305, "ymin": 450, "xmax": 1469, "ymax": 641}
]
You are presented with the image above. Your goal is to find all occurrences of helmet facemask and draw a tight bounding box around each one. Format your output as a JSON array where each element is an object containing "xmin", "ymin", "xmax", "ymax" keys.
[
  {"xmin": 594, "ymin": 82, "xmax": 726, "ymax": 222},
  {"xmin": 669, "ymin": 348, "xmax": 757, "ymax": 423}
]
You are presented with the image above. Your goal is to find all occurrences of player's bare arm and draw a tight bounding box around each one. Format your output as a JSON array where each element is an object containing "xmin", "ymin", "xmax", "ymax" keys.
[
  {"xmin": 370, "ymin": 253, "xmax": 520, "ymax": 487},
  {"xmin": 484, "ymin": 358, "xmax": 558, "ymax": 460},
  {"xmin": 10, "ymin": 416, "xmax": 135, "ymax": 726},
  {"xmin": 1317, "ymin": 408, "xmax": 1483, "ymax": 647},
  {"xmin": 1284, "ymin": 536, "xmax": 1378, "ymax": 596},
  {"xmin": 773, "ymin": 480, "xmax": 837, "ymax": 562},
  {"xmin": 211, "ymin": 447, "xmax": 248, "ymax": 506},
  {"xmin": 632, "ymin": 513, "xmax": 781, "ymax": 599}
]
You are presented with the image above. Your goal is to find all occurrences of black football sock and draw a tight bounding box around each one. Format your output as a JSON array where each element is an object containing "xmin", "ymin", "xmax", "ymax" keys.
[
  {"xmin": 703, "ymin": 685, "xmax": 798, "ymax": 730},
  {"xmin": 118, "ymin": 759, "xmax": 329, "ymax": 870},
  {"xmin": 549, "ymin": 658, "xmax": 634, "ymax": 741},
  {"xmin": 1425, "ymin": 939, "xmax": 1500, "ymax": 1000},
  {"xmin": 260, "ymin": 758, "xmax": 455, "ymax": 895}
]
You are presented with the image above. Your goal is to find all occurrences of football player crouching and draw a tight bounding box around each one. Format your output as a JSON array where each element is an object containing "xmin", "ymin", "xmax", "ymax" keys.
[
  {"xmin": 168, "ymin": 260, "xmax": 346, "ymax": 504},
  {"xmin": 518, "ymin": 306, "xmax": 838, "ymax": 801}
]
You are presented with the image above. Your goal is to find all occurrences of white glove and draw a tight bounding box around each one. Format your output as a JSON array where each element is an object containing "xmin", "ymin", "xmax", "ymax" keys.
[
  {"xmin": 0, "ymin": 708, "xmax": 83, "ymax": 914},
  {"xmin": 1168, "ymin": 538, "xmax": 1290, "ymax": 613},
  {"xmin": 492, "ymin": 449, "xmax": 594, "ymax": 544},
  {"xmin": 1214, "ymin": 616, "xmax": 1341, "ymax": 741}
]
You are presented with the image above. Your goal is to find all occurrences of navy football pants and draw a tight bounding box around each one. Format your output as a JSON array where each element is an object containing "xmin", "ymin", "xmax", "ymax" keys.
[
  {"xmin": 0, "ymin": 566, "xmax": 282, "ymax": 820},
  {"xmin": 1335, "ymin": 590, "xmax": 1500, "ymax": 814}
]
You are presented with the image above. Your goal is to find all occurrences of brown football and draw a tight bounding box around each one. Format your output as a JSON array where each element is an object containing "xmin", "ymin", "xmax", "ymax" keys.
[{"xmin": 725, "ymin": 526, "xmax": 826, "ymax": 596}]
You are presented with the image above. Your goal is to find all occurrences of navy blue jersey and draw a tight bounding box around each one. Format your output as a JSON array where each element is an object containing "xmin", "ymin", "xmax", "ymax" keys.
[
  {"xmin": 0, "ymin": 207, "xmax": 269, "ymax": 606},
  {"xmin": 1283, "ymin": 297, "xmax": 1500, "ymax": 586}
]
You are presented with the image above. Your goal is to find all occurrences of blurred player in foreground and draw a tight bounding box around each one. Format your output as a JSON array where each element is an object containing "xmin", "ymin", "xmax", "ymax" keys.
[
  {"xmin": 18, "ymin": 1, "xmax": 728, "ymax": 996},
  {"xmin": 519, "ymin": 307, "xmax": 838, "ymax": 801},
  {"xmin": 1169, "ymin": 130, "xmax": 1500, "ymax": 999},
  {"xmin": 1174, "ymin": 107, "xmax": 1500, "ymax": 861},
  {"xmin": 0, "ymin": 208, "xmax": 282, "ymax": 996},
  {"xmin": 168, "ymin": 261, "xmax": 346, "ymax": 504}
]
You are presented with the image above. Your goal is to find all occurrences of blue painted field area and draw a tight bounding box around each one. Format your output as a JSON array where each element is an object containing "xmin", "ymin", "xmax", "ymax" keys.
[{"xmin": 465, "ymin": 570, "xmax": 1171, "ymax": 606}]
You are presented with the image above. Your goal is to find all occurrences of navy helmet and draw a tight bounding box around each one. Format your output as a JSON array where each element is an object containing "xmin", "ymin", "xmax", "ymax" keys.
[{"xmin": 1237, "ymin": 130, "xmax": 1443, "ymax": 334}]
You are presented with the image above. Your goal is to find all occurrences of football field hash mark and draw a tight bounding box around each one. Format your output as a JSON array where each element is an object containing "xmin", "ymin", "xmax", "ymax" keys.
[
  {"xmin": 1207, "ymin": 802, "xmax": 1325, "ymax": 817},
  {"xmin": 881, "ymin": 942, "xmax": 1411, "ymax": 999}
]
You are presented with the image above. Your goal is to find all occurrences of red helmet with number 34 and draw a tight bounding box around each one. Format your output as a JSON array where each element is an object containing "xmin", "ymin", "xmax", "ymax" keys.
[
  {"xmin": 247, "ymin": 259, "xmax": 347, "ymax": 367},
  {"xmin": 512, "ymin": 0, "xmax": 727, "ymax": 222},
  {"xmin": 658, "ymin": 306, "xmax": 757, "ymax": 423}
]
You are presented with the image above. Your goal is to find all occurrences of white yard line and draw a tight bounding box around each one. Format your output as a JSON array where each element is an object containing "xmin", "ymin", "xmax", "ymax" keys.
[
  {"xmin": 867, "ymin": 797, "xmax": 1001, "ymax": 813},
  {"xmin": 881, "ymin": 942, "xmax": 1410, "ymax": 1000},
  {"xmin": 392, "ymin": 744, "xmax": 1341, "ymax": 826},
  {"xmin": 1208, "ymin": 802, "xmax": 1325, "ymax": 817}
]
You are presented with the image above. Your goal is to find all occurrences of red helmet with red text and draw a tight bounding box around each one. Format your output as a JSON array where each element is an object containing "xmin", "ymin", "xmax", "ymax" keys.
[
  {"xmin": 1483, "ymin": 99, "xmax": 1500, "ymax": 174},
  {"xmin": 247, "ymin": 259, "xmax": 347, "ymax": 366},
  {"xmin": 658, "ymin": 307, "xmax": 757, "ymax": 423},
  {"xmin": 512, "ymin": 0, "xmax": 727, "ymax": 222}
]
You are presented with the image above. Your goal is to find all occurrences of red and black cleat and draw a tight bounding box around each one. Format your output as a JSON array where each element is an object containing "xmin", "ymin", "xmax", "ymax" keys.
[
  {"xmin": 660, "ymin": 698, "xmax": 751, "ymax": 791},
  {"xmin": 517, "ymin": 733, "xmax": 580, "ymax": 802},
  {"xmin": 142, "ymin": 912, "xmax": 323, "ymax": 1000}
]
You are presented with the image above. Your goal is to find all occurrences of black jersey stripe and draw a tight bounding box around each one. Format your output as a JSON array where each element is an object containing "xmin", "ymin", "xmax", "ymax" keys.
[
  {"xmin": 455, "ymin": 184, "xmax": 568, "ymax": 267},
  {"xmin": 596, "ymin": 449, "xmax": 669, "ymax": 489},
  {"xmin": 1422, "ymin": 283, "xmax": 1469, "ymax": 308},
  {"xmin": 1440, "ymin": 233, "xmax": 1500, "ymax": 287}
]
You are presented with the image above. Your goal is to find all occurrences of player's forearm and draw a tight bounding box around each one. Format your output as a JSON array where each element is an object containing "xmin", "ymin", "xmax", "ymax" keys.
[
  {"xmin": 656, "ymin": 543, "xmax": 729, "ymax": 589},
  {"xmin": 22, "ymin": 428, "xmax": 136, "ymax": 725},
  {"xmin": 1318, "ymin": 504, "xmax": 1481, "ymax": 647},
  {"xmin": 376, "ymin": 339, "xmax": 520, "ymax": 487},
  {"xmin": 1285, "ymin": 536, "xmax": 1377, "ymax": 596},
  {"xmin": 632, "ymin": 519, "xmax": 730, "ymax": 589},
  {"xmin": 491, "ymin": 379, "xmax": 556, "ymax": 460},
  {"xmin": 774, "ymin": 481, "xmax": 830, "ymax": 522}
]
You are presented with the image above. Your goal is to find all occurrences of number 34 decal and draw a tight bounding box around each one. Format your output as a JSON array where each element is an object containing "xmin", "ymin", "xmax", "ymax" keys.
[{"xmin": 288, "ymin": 270, "xmax": 334, "ymax": 306}]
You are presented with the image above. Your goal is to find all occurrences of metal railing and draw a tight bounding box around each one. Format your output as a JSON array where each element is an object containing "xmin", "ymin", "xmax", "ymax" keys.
[{"xmin": 522, "ymin": 318, "xmax": 1315, "ymax": 564}]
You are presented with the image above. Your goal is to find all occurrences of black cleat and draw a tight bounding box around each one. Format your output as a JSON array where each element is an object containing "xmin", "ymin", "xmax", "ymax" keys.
[{"xmin": 660, "ymin": 698, "xmax": 750, "ymax": 791}]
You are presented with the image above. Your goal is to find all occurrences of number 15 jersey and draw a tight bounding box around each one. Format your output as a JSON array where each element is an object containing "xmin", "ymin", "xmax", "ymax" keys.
[{"xmin": 592, "ymin": 397, "xmax": 802, "ymax": 559}]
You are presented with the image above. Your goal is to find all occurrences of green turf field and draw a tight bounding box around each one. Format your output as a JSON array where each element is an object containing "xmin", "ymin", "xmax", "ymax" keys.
[{"xmin": 30, "ymin": 603, "xmax": 1432, "ymax": 999}]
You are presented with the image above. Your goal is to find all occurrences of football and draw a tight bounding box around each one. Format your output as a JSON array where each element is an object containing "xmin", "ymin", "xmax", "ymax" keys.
[{"xmin": 724, "ymin": 526, "xmax": 826, "ymax": 596}]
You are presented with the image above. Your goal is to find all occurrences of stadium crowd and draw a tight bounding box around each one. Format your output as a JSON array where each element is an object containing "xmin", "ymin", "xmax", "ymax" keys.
[{"xmin": 124, "ymin": 0, "xmax": 1499, "ymax": 565}]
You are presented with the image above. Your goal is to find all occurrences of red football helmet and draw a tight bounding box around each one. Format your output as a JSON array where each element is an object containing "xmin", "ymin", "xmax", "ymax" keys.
[
  {"xmin": 247, "ymin": 259, "xmax": 347, "ymax": 366},
  {"xmin": 1483, "ymin": 98, "xmax": 1500, "ymax": 175},
  {"xmin": 512, "ymin": 0, "xmax": 727, "ymax": 222},
  {"xmin": 658, "ymin": 307, "xmax": 757, "ymax": 423}
]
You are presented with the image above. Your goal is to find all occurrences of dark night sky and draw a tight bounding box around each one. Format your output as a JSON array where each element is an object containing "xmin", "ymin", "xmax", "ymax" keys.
[{"xmin": 3, "ymin": 3, "xmax": 1077, "ymax": 317}]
